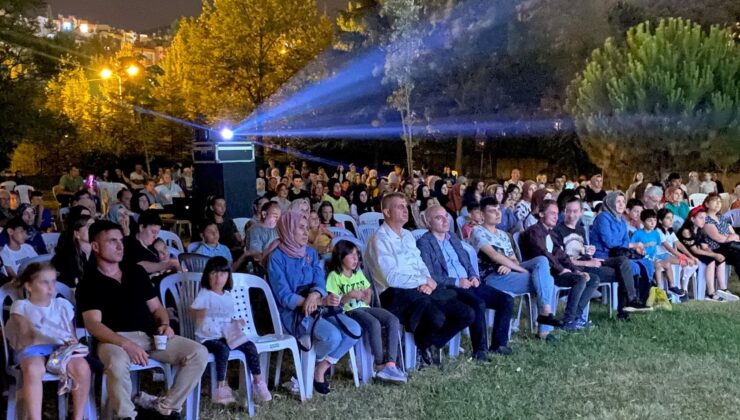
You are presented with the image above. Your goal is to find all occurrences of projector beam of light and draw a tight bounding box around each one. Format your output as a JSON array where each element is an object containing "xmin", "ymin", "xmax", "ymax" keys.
[
  {"xmin": 238, "ymin": 118, "xmax": 573, "ymax": 140},
  {"xmin": 232, "ymin": 0, "xmax": 509, "ymax": 138},
  {"xmin": 251, "ymin": 139, "xmax": 348, "ymax": 169}
]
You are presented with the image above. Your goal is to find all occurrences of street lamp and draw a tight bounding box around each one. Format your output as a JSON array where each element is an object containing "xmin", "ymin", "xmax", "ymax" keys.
[
  {"xmin": 126, "ymin": 64, "xmax": 140, "ymax": 77},
  {"xmin": 99, "ymin": 67, "xmax": 122, "ymax": 102}
]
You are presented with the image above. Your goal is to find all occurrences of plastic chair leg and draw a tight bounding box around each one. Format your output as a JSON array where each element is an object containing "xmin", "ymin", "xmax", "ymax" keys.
[
  {"xmin": 348, "ymin": 347, "xmax": 360, "ymax": 388},
  {"xmin": 300, "ymin": 349, "xmax": 316, "ymax": 399},
  {"xmin": 448, "ymin": 333, "xmax": 461, "ymax": 358},
  {"xmin": 403, "ymin": 331, "xmax": 416, "ymax": 373},
  {"xmin": 270, "ymin": 351, "xmax": 283, "ymax": 390},
  {"xmin": 287, "ymin": 343, "xmax": 307, "ymax": 402}
]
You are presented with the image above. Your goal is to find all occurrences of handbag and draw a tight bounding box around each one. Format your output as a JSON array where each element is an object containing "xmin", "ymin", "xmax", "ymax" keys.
[
  {"xmin": 221, "ymin": 319, "xmax": 250, "ymax": 349},
  {"xmin": 609, "ymin": 247, "xmax": 643, "ymax": 260},
  {"xmin": 46, "ymin": 342, "xmax": 89, "ymax": 395}
]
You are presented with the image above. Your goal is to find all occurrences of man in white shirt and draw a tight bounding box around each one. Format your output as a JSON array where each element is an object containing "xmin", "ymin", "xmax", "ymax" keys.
[
  {"xmin": 129, "ymin": 164, "xmax": 147, "ymax": 191},
  {"xmin": 155, "ymin": 173, "xmax": 184, "ymax": 206},
  {"xmin": 365, "ymin": 192, "xmax": 474, "ymax": 366},
  {"xmin": 0, "ymin": 218, "xmax": 38, "ymax": 280}
]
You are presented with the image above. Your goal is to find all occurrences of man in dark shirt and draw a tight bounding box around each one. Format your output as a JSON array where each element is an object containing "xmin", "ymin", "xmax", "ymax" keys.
[
  {"xmin": 77, "ymin": 220, "xmax": 207, "ymax": 419},
  {"xmin": 585, "ymin": 174, "xmax": 607, "ymax": 203},
  {"xmin": 288, "ymin": 174, "xmax": 310, "ymax": 201},
  {"xmin": 519, "ymin": 199, "xmax": 600, "ymax": 330}
]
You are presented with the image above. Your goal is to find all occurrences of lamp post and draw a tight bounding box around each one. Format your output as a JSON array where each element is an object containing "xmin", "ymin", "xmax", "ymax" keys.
[{"xmin": 98, "ymin": 65, "xmax": 140, "ymax": 103}]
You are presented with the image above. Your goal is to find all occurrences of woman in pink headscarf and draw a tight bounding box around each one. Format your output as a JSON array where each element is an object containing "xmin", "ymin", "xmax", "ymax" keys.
[{"xmin": 266, "ymin": 210, "xmax": 361, "ymax": 395}]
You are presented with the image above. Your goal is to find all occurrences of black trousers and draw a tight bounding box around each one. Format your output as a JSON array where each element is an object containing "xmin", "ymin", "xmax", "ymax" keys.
[{"xmin": 455, "ymin": 285, "xmax": 514, "ymax": 352}]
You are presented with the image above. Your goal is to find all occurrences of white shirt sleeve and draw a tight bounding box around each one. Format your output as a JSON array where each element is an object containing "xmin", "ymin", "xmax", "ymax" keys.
[{"xmin": 366, "ymin": 226, "xmax": 428, "ymax": 291}]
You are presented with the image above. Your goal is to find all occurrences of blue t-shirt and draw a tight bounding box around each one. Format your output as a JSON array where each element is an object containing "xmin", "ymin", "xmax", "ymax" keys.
[{"xmin": 631, "ymin": 229, "xmax": 661, "ymax": 259}]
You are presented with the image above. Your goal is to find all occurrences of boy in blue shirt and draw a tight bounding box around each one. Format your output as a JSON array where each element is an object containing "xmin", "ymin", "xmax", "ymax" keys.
[{"xmin": 631, "ymin": 209, "xmax": 660, "ymax": 260}]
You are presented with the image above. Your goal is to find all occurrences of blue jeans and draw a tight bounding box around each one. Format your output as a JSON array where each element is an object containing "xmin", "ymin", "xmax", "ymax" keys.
[
  {"xmin": 310, "ymin": 314, "xmax": 361, "ymax": 364},
  {"xmin": 484, "ymin": 256, "xmax": 555, "ymax": 333}
]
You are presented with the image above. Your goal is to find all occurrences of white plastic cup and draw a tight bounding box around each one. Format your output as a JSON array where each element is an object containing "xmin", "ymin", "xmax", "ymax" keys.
[{"xmin": 153, "ymin": 335, "xmax": 168, "ymax": 351}]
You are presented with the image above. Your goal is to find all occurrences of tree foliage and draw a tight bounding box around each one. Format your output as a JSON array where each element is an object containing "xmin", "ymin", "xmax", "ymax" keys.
[
  {"xmin": 157, "ymin": 0, "xmax": 333, "ymax": 124},
  {"xmin": 566, "ymin": 18, "xmax": 740, "ymax": 184}
]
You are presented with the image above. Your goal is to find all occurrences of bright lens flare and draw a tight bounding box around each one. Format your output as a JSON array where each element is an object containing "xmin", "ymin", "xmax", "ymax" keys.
[
  {"xmin": 220, "ymin": 128, "xmax": 234, "ymax": 140},
  {"xmin": 126, "ymin": 65, "xmax": 140, "ymax": 77},
  {"xmin": 100, "ymin": 68, "xmax": 113, "ymax": 79}
]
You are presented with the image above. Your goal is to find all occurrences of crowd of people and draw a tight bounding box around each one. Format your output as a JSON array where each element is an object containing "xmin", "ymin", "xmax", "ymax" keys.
[{"xmin": 0, "ymin": 162, "xmax": 739, "ymax": 419}]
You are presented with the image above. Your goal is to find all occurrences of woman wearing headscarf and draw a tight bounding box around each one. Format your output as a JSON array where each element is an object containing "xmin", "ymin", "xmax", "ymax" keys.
[
  {"xmin": 350, "ymin": 188, "xmax": 374, "ymax": 223},
  {"xmin": 433, "ymin": 179, "xmax": 449, "ymax": 209},
  {"xmin": 107, "ymin": 202, "xmax": 137, "ymax": 237},
  {"xmin": 590, "ymin": 191, "xmax": 655, "ymax": 309},
  {"xmin": 266, "ymin": 210, "xmax": 361, "ymax": 395}
]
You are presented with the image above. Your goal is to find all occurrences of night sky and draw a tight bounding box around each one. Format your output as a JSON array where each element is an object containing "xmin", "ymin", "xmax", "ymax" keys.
[{"xmin": 46, "ymin": 0, "xmax": 346, "ymax": 32}]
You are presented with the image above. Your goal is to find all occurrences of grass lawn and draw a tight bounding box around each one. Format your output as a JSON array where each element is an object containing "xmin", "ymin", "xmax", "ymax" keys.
[{"xmin": 200, "ymin": 285, "xmax": 740, "ymax": 420}]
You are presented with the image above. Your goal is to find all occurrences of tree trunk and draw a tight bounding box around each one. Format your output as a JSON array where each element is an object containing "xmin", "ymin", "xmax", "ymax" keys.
[{"xmin": 455, "ymin": 133, "xmax": 463, "ymax": 173}]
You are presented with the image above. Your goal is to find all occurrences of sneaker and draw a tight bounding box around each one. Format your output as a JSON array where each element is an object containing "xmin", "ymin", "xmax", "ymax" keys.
[
  {"xmin": 213, "ymin": 385, "xmax": 236, "ymax": 405},
  {"xmin": 705, "ymin": 294, "xmax": 725, "ymax": 302},
  {"xmin": 282, "ymin": 377, "xmax": 300, "ymax": 394},
  {"xmin": 376, "ymin": 365, "xmax": 407, "ymax": 383},
  {"xmin": 717, "ymin": 290, "xmax": 739, "ymax": 302},
  {"xmin": 668, "ymin": 287, "xmax": 686, "ymax": 297},
  {"xmin": 388, "ymin": 366, "xmax": 408, "ymax": 383},
  {"xmin": 252, "ymin": 380, "xmax": 272, "ymax": 402},
  {"xmin": 623, "ymin": 300, "xmax": 653, "ymax": 312},
  {"xmin": 576, "ymin": 319, "xmax": 595, "ymax": 329},
  {"xmin": 562, "ymin": 320, "xmax": 584, "ymax": 332}
]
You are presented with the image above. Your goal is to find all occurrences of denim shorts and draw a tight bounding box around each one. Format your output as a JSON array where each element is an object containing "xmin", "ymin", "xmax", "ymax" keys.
[{"xmin": 14, "ymin": 344, "xmax": 59, "ymax": 366}]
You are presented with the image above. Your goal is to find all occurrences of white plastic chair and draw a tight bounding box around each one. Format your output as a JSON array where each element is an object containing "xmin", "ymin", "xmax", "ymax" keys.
[
  {"xmin": 159, "ymin": 273, "xmax": 253, "ymax": 418},
  {"xmin": 0, "ymin": 283, "xmax": 97, "ymax": 420},
  {"xmin": 327, "ymin": 226, "xmax": 355, "ymax": 239},
  {"xmin": 330, "ymin": 236, "xmax": 365, "ymax": 255},
  {"xmin": 233, "ymin": 217, "xmax": 250, "ymax": 237},
  {"xmin": 17, "ymin": 254, "xmax": 54, "ymax": 277},
  {"xmin": 447, "ymin": 213, "xmax": 455, "ymax": 236},
  {"xmin": 727, "ymin": 209, "xmax": 740, "ymax": 228},
  {"xmin": 0, "ymin": 180, "xmax": 16, "ymax": 191},
  {"xmin": 456, "ymin": 215, "xmax": 466, "ymax": 238},
  {"xmin": 42, "ymin": 232, "xmax": 61, "ymax": 255},
  {"xmin": 100, "ymin": 360, "xmax": 173, "ymax": 420},
  {"xmin": 157, "ymin": 230, "xmax": 185, "ymax": 253},
  {"xmin": 230, "ymin": 274, "xmax": 308, "ymax": 401},
  {"xmin": 689, "ymin": 193, "xmax": 707, "ymax": 207},
  {"xmin": 187, "ymin": 241, "xmax": 203, "ymax": 253},
  {"xmin": 411, "ymin": 229, "xmax": 428, "ymax": 241},
  {"xmin": 359, "ymin": 212, "xmax": 384, "ymax": 226},
  {"xmin": 334, "ymin": 213, "xmax": 358, "ymax": 236},
  {"xmin": 13, "ymin": 185, "xmax": 34, "ymax": 204},
  {"xmin": 356, "ymin": 224, "xmax": 378, "ymax": 245}
]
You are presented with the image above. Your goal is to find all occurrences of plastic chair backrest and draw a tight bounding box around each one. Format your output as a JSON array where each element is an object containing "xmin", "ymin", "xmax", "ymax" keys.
[
  {"xmin": 59, "ymin": 207, "xmax": 70, "ymax": 221},
  {"xmin": 0, "ymin": 181, "xmax": 16, "ymax": 191},
  {"xmin": 327, "ymin": 226, "xmax": 355, "ymax": 239},
  {"xmin": 411, "ymin": 229, "xmax": 428, "ymax": 241},
  {"xmin": 689, "ymin": 193, "xmax": 707, "ymax": 207},
  {"xmin": 359, "ymin": 212, "xmax": 384, "ymax": 226},
  {"xmin": 726, "ymin": 209, "xmax": 740, "ymax": 228},
  {"xmin": 334, "ymin": 214, "xmax": 358, "ymax": 234},
  {"xmin": 447, "ymin": 213, "xmax": 455, "ymax": 236},
  {"xmin": 510, "ymin": 232, "xmax": 523, "ymax": 261},
  {"xmin": 17, "ymin": 254, "xmax": 54, "ymax": 277},
  {"xmin": 159, "ymin": 272, "xmax": 202, "ymax": 340},
  {"xmin": 187, "ymin": 241, "xmax": 203, "ymax": 253},
  {"xmin": 456, "ymin": 215, "xmax": 466, "ymax": 234},
  {"xmin": 357, "ymin": 225, "xmax": 378, "ymax": 245},
  {"xmin": 330, "ymin": 236, "xmax": 365, "ymax": 254},
  {"xmin": 231, "ymin": 273, "xmax": 284, "ymax": 338},
  {"xmin": 233, "ymin": 218, "xmax": 250, "ymax": 237},
  {"xmin": 672, "ymin": 215, "xmax": 685, "ymax": 231},
  {"xmin": 178, "ymin": 253, "xmax": 210, "ymax": 273},
  {"xmin": 0, "ymin": 283, "xmax": 24, "ymax": 370},
  {"xmin": 157, "ymin": 230, "xmax": 185, "ymax": 253},
  {"xmin": 461, "ymin": 241, "xmax": 479, "ymax": 277},
  {"xmin": 14, "ymin": 185, "xmax": 34, "ymax": 204},
  {"xmin": 581, "ymin": 211, "xmax": 595, "ymax": 227},
  {"xmin": 42, "ymin": 232, "xmax": 61, "ymax": 255}
]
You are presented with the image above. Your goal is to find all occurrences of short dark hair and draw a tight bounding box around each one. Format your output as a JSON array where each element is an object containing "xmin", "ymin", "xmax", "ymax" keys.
[
  {"xmin": 626, "ymin": 198, "xmax": 644, "ymax": 210},
  {"xmin": 562, "ymin": 194, "xmax": 582, "ymax": 209},
  {"xmin": 89, "ymin": 220, "xmax": 124, "ymax": 242},
  {"xmin": 640, "ymin": 208, "xmax": 657, "ymax": 222},
  {"xmin": 200, "ymin": 256, "xmax": 233, "ymax": 291},
  {"xmin": 199, "ymin": 219, "xmax": 217, "ymax": 234},
  {"xmin": 4, "ymin": 217, "xmax": 27, "ymax": 231},
  {"xmin": 327, "ymin": 240, "xmax": 360, "ymax": 275},
  {"xmin": 117, "ymin": 188, "xmax": 131, "ymax": 201},
  {"xmin": 292, "ymin": 174, "xmax": 302, "ymax": 180},
  {"xmin": 73, "ymin": 190, "xmax": 90, "ymax": 201},
  {"xmin": 538, "ymin": 199, "xmax": 558, "ymax": 214},
  {"xmin": 138, "ymin": 209, "xmax": 163, "ymax": 228},
  {"xmin": 479, "ymin": 196, "xmax": 499, "ymax": 212},
  {"xmin": 466, "ymin": 202, "xmax": 480, "ymax": 213}
]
